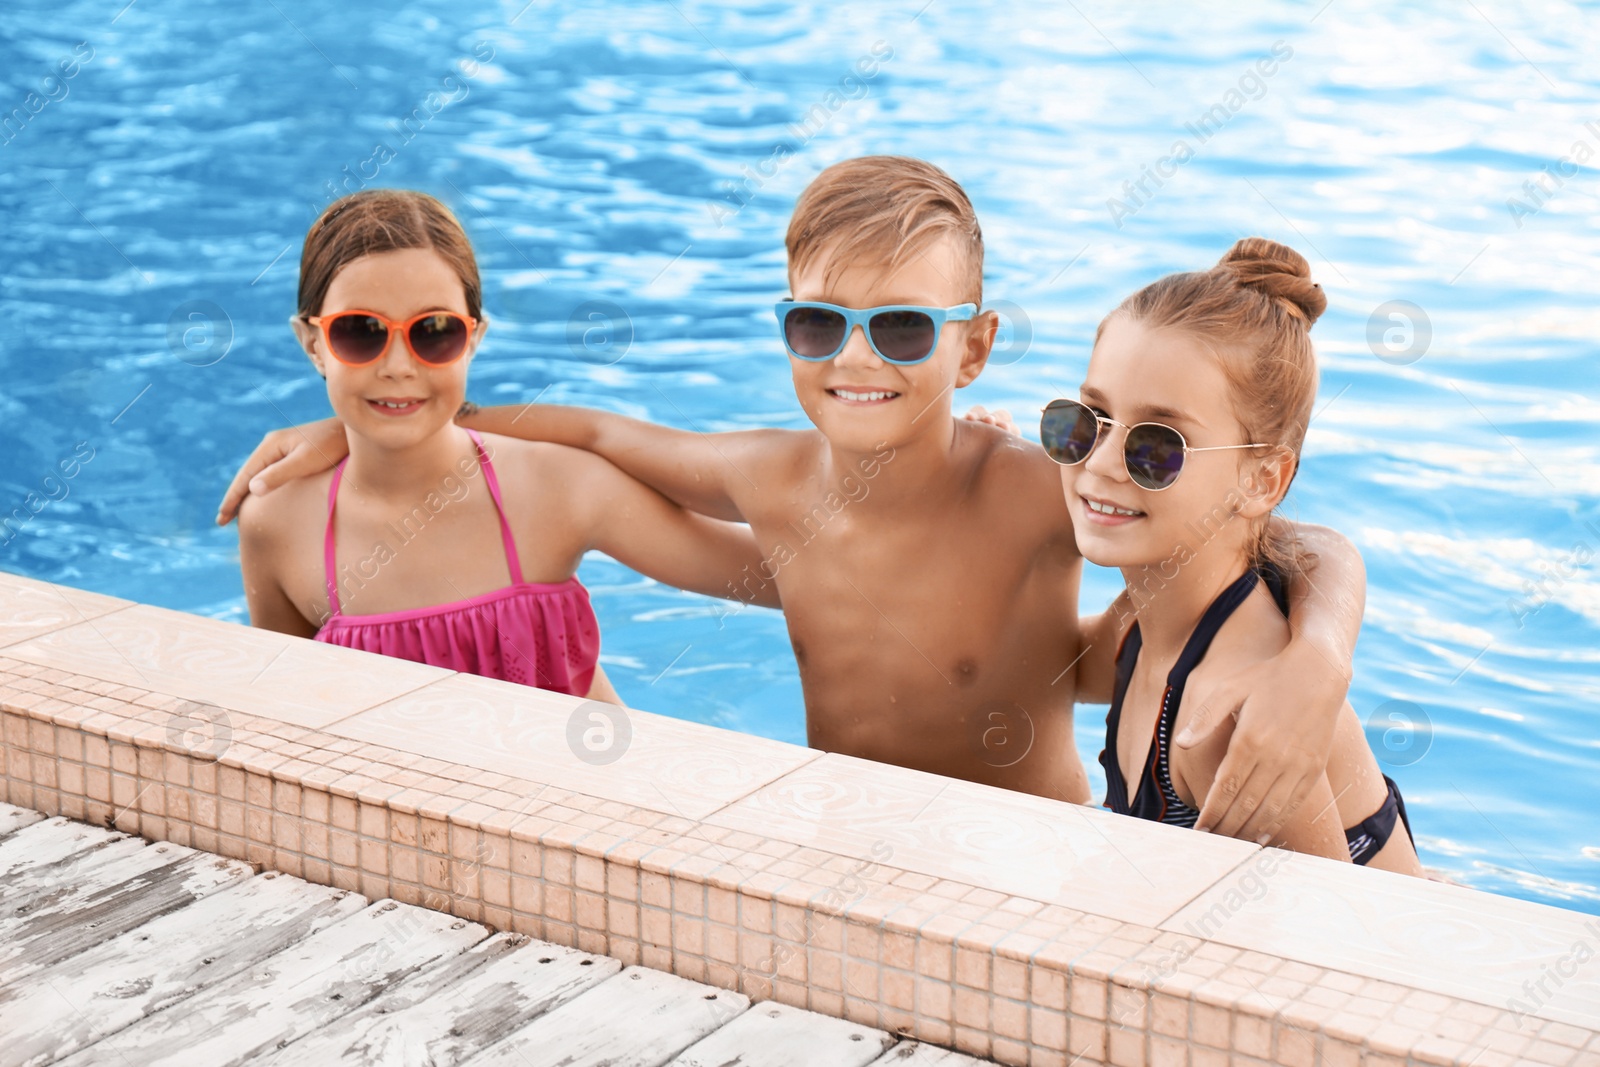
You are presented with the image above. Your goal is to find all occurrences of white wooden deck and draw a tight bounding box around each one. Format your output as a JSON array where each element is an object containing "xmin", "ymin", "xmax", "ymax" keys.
[{"xmin": 0, "ymin": 804, "xmax": 995, "ymax": 1067}]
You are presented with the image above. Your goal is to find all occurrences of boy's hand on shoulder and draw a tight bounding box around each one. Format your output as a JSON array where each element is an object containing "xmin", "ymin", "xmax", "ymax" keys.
[
  {"xmin": 217, "ymin": 418, "xmax": 349, "ymax": 526},
  {"xmin": 1177, "ymin": 640, "xmax": 1347, "ymax": 842},
  {"xmin": 962, "ymin": 405, "xmax": 1019, "ymax": 436}
]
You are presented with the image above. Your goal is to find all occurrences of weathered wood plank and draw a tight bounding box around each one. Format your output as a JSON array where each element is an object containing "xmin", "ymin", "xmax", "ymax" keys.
[
  {"xmin": 54, "ymin": 899, "xmax": 488, "ymax": 1067},
  {"xmin": 460, "ymin": 965, "xmax": 750, "ymax": 1067},
  {"xmin": 0, "ymin": 816, "xmax": 137, "ymax": 887},
  {"xmin": 867, "ymin": 1042, "xmax": 994, "ymax": 1066},
  {"xmin": 260, "ymin": 935, "xmax": 621, "ymax": 1067},
  {"xmin": 0, "ymin": 871, "xmax": 365, "ymax": 1067},
  {"xmin": 667, "ymin": 999, "xmax": 895, "ymax": 1066},
  {"xmin": 0, "ymin": 832, "xmax": 189, "ymax": 945},
  {"xmin": 0, "ymin": 835, "xmax": 153, "ymax": 921},
  {"xmin": 0, "ymin": 843, "xmax": 252, "ymax": 981},
  {"xmin": 0, "ymin": 803, "xmax": 44, "ymax": 840}
]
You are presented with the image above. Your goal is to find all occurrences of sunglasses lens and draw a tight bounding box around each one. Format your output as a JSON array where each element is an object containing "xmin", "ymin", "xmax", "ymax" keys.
[
  {"xmin": 1040, "ymin": 401, "xmax": 1099, "ymax": 465},
  {"xmin": 1124, "ymin": 424, "xmax": 1186, "ymax": 490},
  {"xmin": 868, "ymin": 309, "xmax": 937, "ymax": 363},
  {"xmin": 783, "ymin": 306, "xmax": 847, "ymax": 359},
  {"xmin": 409, "ymin": 313, "xmax": 470, "ymax": 365},
  {"xmin": 326, "ymin": 314, "xmax": 390, "ymax": 364}
]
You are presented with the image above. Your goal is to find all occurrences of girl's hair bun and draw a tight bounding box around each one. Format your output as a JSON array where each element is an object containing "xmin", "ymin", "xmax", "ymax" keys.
[{"xmin": 1216, "ymin": 237, "xmax": 1326, "ymax": 327}]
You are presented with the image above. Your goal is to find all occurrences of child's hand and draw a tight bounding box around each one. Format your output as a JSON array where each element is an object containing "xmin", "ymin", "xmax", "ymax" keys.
[
  {"xmin": 962, "ymin": 405, "xmax": 1020, "ymax": 436},
  {"xmin": 1177, "ymin": 643, "xmax": 1346, "ymax": 842},
  {"xmin": 216, "ymin": 418, "xmax": 350, "ymax": 525}
]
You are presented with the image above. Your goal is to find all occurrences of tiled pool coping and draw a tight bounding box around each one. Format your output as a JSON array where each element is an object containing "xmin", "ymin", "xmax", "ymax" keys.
[{"xmin": 1, "ymin": 570, "xmax": 1596, "ymax": 1067}]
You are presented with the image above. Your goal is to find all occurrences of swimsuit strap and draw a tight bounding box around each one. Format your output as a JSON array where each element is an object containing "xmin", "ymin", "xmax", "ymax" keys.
[
  {"xmin": 1166, "ymin": 569, "xmax": 1262, "ymax": 689},
  {"xmin": 1149, "ymin": 568, "xmax": 1266, "ymax": 814},
  {"xmin": 322, "ymin": 432, "xmax": 523, "ymax": 621},
  {"xmin": 323, "ymin": 459, "xmax": 349, "ymax": 617},
  {"xmin": 1100, "ymin": 625, "xmax": 1146, "ymax": 814},
  {"xmin": 466, "ymin": 429, "xmax": 525, "ymax": 586},
  {"xmin": 1131, "ymin": 569, "xmax": 1264, "ymax": 822}
]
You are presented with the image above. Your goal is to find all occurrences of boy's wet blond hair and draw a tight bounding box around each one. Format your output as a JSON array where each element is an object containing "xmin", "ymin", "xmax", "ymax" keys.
[{"xmin": 786, "ymin": 156, "xmax": 983, "ymax": 305}]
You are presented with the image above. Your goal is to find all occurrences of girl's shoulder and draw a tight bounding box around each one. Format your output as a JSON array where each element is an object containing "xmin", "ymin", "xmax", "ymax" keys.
[
  {"xmin": 1194, "ymin": 583, "xmax": 1289, "ymax": 676},
  {"xmin": 237, "ymin": 467, "xmax": 337, "ymax": 539}
]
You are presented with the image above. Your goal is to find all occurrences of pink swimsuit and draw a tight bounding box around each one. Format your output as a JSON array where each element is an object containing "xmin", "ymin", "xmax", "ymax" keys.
[{"xmin": 315, "ymin": 431, "xmax": 600, "ymax": 696}]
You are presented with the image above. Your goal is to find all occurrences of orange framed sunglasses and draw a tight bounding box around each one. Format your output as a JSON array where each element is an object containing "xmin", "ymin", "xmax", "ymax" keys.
[{"xmin": 307, "ymin": 309, "xmax": 478, "ymax": 366}]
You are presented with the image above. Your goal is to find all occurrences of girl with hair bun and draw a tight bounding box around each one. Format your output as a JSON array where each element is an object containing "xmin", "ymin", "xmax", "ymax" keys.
[
  {"xmin": 235, "ymin": 189, "xmax": 773, "ymax": 701},
  {"xmin": 1042, "ymin": 237, "xmax": 1422, "ymax": 872}
]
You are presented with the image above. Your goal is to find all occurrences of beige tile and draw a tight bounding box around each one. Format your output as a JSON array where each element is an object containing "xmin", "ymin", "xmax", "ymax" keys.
[
  {"xmin": 3, "ymin": 604, "xmax": 449, "ymax": 728},
  {"xmin": 1162, "ymin": 849, "xmax": 1600, "ymax": 1030},
  {"xmin": 0, "ymin": 572, "xmax": 131, "ymax": 649},
  {"xmin": 704, "ymin": 754, "xmax": 1257, "ymax": 927},
  {"xmin": 328, "ymin": 673, "xmax": 822, "ymax": 820}
]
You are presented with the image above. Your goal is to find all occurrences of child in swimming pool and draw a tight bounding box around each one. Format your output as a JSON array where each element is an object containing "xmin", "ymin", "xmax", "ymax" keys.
[
  {"xmin": 1045, "ymin": 237, "xmax": 1422, "ymax": 873},
  {"xmin": 223, "ymin": 161, "xmax": 1364, "ymax": 840},
  {"xmin": 235, "ymin": 189, "xmax": 774, "ymax": 701}
]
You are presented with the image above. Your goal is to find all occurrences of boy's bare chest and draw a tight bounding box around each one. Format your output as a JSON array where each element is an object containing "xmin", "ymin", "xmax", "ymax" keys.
[{"xmin": 748, "ymin": 505, "xmax": 1076, "ymax": 676}]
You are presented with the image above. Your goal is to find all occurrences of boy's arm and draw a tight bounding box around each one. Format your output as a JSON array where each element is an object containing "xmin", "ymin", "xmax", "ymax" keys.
[
  {"xmin": 217, "ymin": 418, "xmax": 348, "ymax": 525},
  {"xmin": 1176, "ymin": 520, "xmax": 1365, "ymax": 842},
  {"xmin": 568, "ymin": 450, "xmax": 779, "ymax": 607},
  {"xmin": 214, "ymin": 406, "xmax": 774, "ymax": 526},
  {"xmin": 1174, "ymin": 738, "xmax": 1352, "ymax": 862},
  {"xmin": 464, "ymin": 404, "xmax": 767, "ymax": 522}
]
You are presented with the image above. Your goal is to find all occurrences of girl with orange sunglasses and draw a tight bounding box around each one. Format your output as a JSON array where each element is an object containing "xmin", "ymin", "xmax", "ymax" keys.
[{"xmin": 235, "ymin": 189, "xmax": 772, "ymax": 700}]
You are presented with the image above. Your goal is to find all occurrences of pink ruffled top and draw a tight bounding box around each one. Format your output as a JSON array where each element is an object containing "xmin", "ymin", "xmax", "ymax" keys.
[{"xmin": 314, "ymin": 430, "xmax": 600, "ymax": 696}]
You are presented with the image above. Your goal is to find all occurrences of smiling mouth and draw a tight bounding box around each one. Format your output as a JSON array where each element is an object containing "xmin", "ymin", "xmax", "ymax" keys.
[
  {"xmin": 367, "ymin": 398, "xmax": 427, "ymax": 415},
  {"xmin": 1082, "ymin": 495, "xmax": 1146, "ymax": 519},
  {"xmin": 828, "ymin": 388, "xmax": 901, "ymax": 403}
]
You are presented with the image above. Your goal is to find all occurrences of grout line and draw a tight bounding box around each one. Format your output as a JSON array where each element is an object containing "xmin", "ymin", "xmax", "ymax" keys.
[
  {"xmin": 315, "ymin": 671, "xmax": 465, "ymax": 732},
  {"xmin": 1148, "ymin": 845, "xmax": 1266, "ymax": 928},
  {"xmin": 695, "ymin": 746, "xmax": 828, "ymax": 822},
  {"xmin": 0, "ymin": 602, "xmax": 137, "ymax": 653}
]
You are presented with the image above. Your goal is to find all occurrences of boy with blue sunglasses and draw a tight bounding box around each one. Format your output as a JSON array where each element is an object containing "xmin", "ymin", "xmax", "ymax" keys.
[{"xmin": 222, "ymin": 156, "xmax": 1365, "ymax": 838}]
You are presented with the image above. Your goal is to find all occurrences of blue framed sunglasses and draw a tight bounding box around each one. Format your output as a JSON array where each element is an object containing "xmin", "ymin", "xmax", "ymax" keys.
[{"xmin": 774, "ymin": 300, "xmax": 978, "ymax": 365}]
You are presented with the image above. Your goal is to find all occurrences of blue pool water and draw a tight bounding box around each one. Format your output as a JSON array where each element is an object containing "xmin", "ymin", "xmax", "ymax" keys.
[{"xmin": 2, "ymin": 1, "xmax": 1596, "ymax": 913}]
